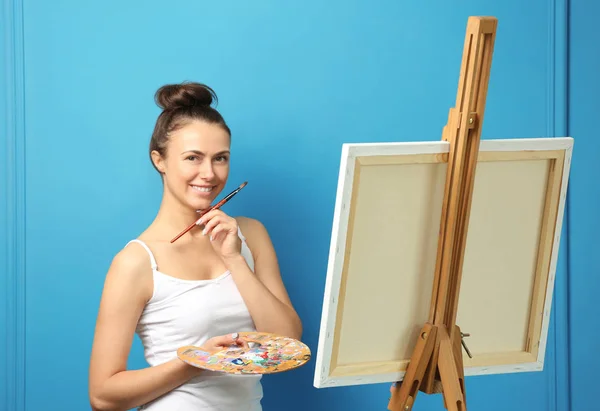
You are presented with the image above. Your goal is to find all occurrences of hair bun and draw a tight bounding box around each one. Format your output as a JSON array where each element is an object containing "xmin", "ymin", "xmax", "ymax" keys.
[{"xmin": 155, "ymin": 82, "xmax": 217, "ymax": 111}]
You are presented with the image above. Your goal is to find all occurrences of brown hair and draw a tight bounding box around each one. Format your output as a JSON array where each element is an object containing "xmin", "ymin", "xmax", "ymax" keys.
[{"xmin": 149, "ymin": 82, "xmax": 231, "ymax": 172}]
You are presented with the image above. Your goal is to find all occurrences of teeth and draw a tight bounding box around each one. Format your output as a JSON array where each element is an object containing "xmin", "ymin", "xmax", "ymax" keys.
[{"xmin": 192, "ymin": 186, "xmax": 212, "ymax": 192}]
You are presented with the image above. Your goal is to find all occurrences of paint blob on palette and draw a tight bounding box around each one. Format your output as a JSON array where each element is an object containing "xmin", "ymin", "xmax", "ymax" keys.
[{"xmin": 177, "ymin": 332, "xmax": 311, "ymax": 375}]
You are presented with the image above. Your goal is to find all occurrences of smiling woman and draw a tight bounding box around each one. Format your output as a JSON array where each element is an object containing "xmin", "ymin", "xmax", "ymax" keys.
[
  {"xmin": 87, "ymin": 82, "xmax": 302, "ymax": 411},
  {"xmin": 149, "ymin": 83, "xmax": 232, "ymax": 214}
]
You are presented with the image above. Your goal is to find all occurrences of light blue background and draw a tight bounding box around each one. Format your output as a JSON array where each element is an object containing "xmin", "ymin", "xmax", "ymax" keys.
[{"xmin": 2, "ymin": 0, "xmax": 597, "ymax": 410}]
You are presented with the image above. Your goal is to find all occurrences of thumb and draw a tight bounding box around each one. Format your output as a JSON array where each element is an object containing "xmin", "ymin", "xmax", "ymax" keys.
[{"xmin": 217, "ymin": 333, "xmax": 249, "ymax": 349}]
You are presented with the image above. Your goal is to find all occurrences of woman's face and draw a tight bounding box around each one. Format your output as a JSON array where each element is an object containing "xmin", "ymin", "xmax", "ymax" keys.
[{"xmin": 153, "ymin": 120, "xmax": 231, "ymax": 212}]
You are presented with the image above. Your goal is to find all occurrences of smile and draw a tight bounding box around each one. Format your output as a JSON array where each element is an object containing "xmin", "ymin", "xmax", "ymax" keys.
[{"xmin": 191, "ymin": 185, "xmax": 214, "ymax": 193}]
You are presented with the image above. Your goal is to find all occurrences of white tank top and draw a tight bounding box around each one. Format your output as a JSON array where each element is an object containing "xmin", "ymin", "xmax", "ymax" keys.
[{"xmin": 127, "ymin": 227, "xmax": 263, "ymax": 410}]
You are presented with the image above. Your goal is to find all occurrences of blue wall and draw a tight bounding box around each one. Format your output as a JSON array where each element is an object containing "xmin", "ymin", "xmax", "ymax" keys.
[
  {"xmin": 567, "ymin": 1, "xmax": 600, "ymax": 410},
  {"xmin": 2, "ymin": 0, "xmax": 597, "ymax": 410}
]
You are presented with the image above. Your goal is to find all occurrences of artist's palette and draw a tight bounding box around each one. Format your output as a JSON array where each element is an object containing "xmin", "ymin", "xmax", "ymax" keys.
[{"xmin": 177, "ymin": 332, "xmax": 311, "ymax": 375}]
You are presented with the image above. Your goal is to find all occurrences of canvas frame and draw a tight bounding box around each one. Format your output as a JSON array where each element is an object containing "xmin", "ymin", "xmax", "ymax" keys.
[{"xmin": 313, "ymin": 137, "xmax": 573, "ymax": 388}]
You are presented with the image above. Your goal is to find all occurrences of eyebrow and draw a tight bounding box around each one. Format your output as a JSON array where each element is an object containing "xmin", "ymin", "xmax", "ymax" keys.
[{"xmin": 181, "ymin": 150, "xmax": 230, "ymax": 156}]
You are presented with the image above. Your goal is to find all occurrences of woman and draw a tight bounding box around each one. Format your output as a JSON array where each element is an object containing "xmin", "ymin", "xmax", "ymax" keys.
[{"xmin": 88, "ymin": 82, "xmax": 302, "ymax": 411}]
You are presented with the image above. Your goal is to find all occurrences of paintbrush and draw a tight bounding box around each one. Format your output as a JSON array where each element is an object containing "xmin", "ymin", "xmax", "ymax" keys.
[{"xmin": 170, "ymin": 181, "xmax": 248, "ymax": 243}]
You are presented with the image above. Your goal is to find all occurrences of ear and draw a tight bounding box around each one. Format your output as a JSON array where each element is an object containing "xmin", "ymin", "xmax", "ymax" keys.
[{"xmin": 151, "ymin": 150, "xmax": 166, "ymax": 173}]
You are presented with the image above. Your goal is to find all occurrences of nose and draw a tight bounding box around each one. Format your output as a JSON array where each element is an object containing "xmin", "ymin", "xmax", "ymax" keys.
[{"xmin": 198, "ymin": 159, "xmax": 215, "ymax": 180}]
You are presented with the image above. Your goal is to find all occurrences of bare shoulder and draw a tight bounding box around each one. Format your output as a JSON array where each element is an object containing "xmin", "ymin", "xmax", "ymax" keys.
[
  {"xmin": 236, "ymin": 216, "xmax": 268, "ymax": 234},
  {"xmin": 110, "ymin": 242, "xmax": 153, "ymax": 277},
  {"xmin": 102, "ymin": 242, "xmax": 154, "ymax": 304},
  {"xmin": 235, "ymin": 217, "xmax": 272, "ymax": 250},
  {"xmin": 235, "ymin": 216, "xmax": 277, "ymax": 260}
]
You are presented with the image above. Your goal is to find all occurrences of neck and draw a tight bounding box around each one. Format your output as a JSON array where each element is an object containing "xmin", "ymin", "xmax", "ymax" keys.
[{"xmin": 152, "ymin": 192, "xmax": 204, "ymax": 240}]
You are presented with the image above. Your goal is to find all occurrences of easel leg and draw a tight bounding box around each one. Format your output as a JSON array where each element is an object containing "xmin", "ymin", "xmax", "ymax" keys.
[
  {"xmin": 452, "ymin": 325, "xmax": 466, "ymax": 405},
  {"xmin": 388, "ymin": 324, "xmax": 437, "ymax": 411},
  {"xmin": 420, "ymin": 342, "xmax": 441, "ymax": 394},
  {"xmin": 437, "ymin": 328, "xmax": 466, "ymax": 411}
]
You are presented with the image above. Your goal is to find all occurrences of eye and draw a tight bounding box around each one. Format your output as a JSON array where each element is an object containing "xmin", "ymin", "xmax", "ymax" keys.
[
  {"xmin": 185, "ymin": 155, "xmax": 199, "ymax": 161},
  {"xmin": 214, "ymin": 155, "xmax": 229, "ymax": 163}
]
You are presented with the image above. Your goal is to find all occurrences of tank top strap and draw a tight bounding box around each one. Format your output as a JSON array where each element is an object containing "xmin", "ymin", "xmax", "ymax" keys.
[
  {"xmin": 237, "ymin": 225, "xmax": 246, "ymax": 241},
  {"xmin": 237, "ymin": 225, "xmax": 255, "ymax": 272},
  {"xmin": 126, "ymin": 239, "xmax": 158, "ymax": 271}
]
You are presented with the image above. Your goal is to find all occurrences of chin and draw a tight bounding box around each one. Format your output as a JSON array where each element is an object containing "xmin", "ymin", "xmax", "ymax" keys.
[
  {"xmin": 186, "ymin": 185, "xmax": 222, "ymax": 210},
  {"xmin": 186, "ymin": 196, "xmax": 213, "ymax": 211}
]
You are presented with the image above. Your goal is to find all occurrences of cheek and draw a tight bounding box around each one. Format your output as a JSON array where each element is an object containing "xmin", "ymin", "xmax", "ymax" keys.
[
  {"xmin": 168, "ymin": 162, "xmax": 198, "ymax": 182},
  {"xmin": 215, "ymin": 165, "xmax": 229, "ymax": 181}
]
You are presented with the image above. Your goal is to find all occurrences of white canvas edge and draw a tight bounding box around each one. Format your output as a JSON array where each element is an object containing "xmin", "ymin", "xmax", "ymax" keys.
[
  {"xmin": 313, "ymin": 136, "xmax": 574, "ymax": 389},
  {"xmin": 312, "ymin": 143, "xmax": 355, "ymax": 389}
]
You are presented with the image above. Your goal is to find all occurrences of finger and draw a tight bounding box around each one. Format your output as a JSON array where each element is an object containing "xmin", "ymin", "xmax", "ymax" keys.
[
  {"xmin": 200, "ymin": 209, "xmax": 236, "ymax": 226},
  {"xmin": 205, "ymin": 334, "xmax": 232, "ymax": 350},
  {"xmin": 209, "ymin": 225, "xmax": 225, "ymax": 242},
  {"xmin": 196, "ymin": 212, "xmax": 216, "ymax": 228},
  {"xmin": 234, "ymin": 338, "xmax": 249, "ymax": 349},
  {"xmin": 229, "ymin": 332, "xmax": 247, "ymax": 347},
  {"xmin": 204, "ymin": 216, "xmax": 237, "ymax": 238},
  {"xmin": 201, "ymin": 215, "xmax": 226, "ymax": 236},
  {"xmin": 199, "ymin": 209, "xmax": 229, "ymax": 224},
  {"xmin": 209, "ymin": 223, "xmax": 236, "ymax": 242},
  {"xmin": 202, "ymin": 215, "xmax": 237, "ymax": 236},
  {"xmin": 220, "ymin": 333, "xmax": 248, "ymax": 349}
]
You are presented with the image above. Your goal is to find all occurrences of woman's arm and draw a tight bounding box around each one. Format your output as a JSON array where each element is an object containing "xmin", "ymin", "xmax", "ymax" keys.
[
  {"xmin": 88, "ymin": 245, "xmax": 200, "ymax": 411},
  {"xmin": 196, "ymin": 210, "xmax": 303, "ymax": 339},
  {"xmin": 226, "ymin": 217, "xmax": 303, "ymax": 340}
]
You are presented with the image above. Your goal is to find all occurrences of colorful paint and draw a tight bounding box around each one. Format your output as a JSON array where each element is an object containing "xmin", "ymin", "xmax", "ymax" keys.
[{"xmin": 177, "ymin": 332, "xmax": 311, "ymax": 375}]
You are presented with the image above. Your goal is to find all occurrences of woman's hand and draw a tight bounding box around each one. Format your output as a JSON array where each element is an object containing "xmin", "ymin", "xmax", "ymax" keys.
[
  {"xmin": 201, "ymin": 333, "xmax": 249, "ymax": 353},
  {"xmin": 177, "ymin": 333, "xmax": 250, "ymax": 380},
  {"xmin": 198, "ymin": 210, "xmax": 242, "ymax": 259}
]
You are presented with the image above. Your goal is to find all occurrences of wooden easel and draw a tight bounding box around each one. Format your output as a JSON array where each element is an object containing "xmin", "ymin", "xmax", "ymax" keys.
[{"xmin": 388, "ymin": 16, "xmax": 497, "ymax": 411}]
